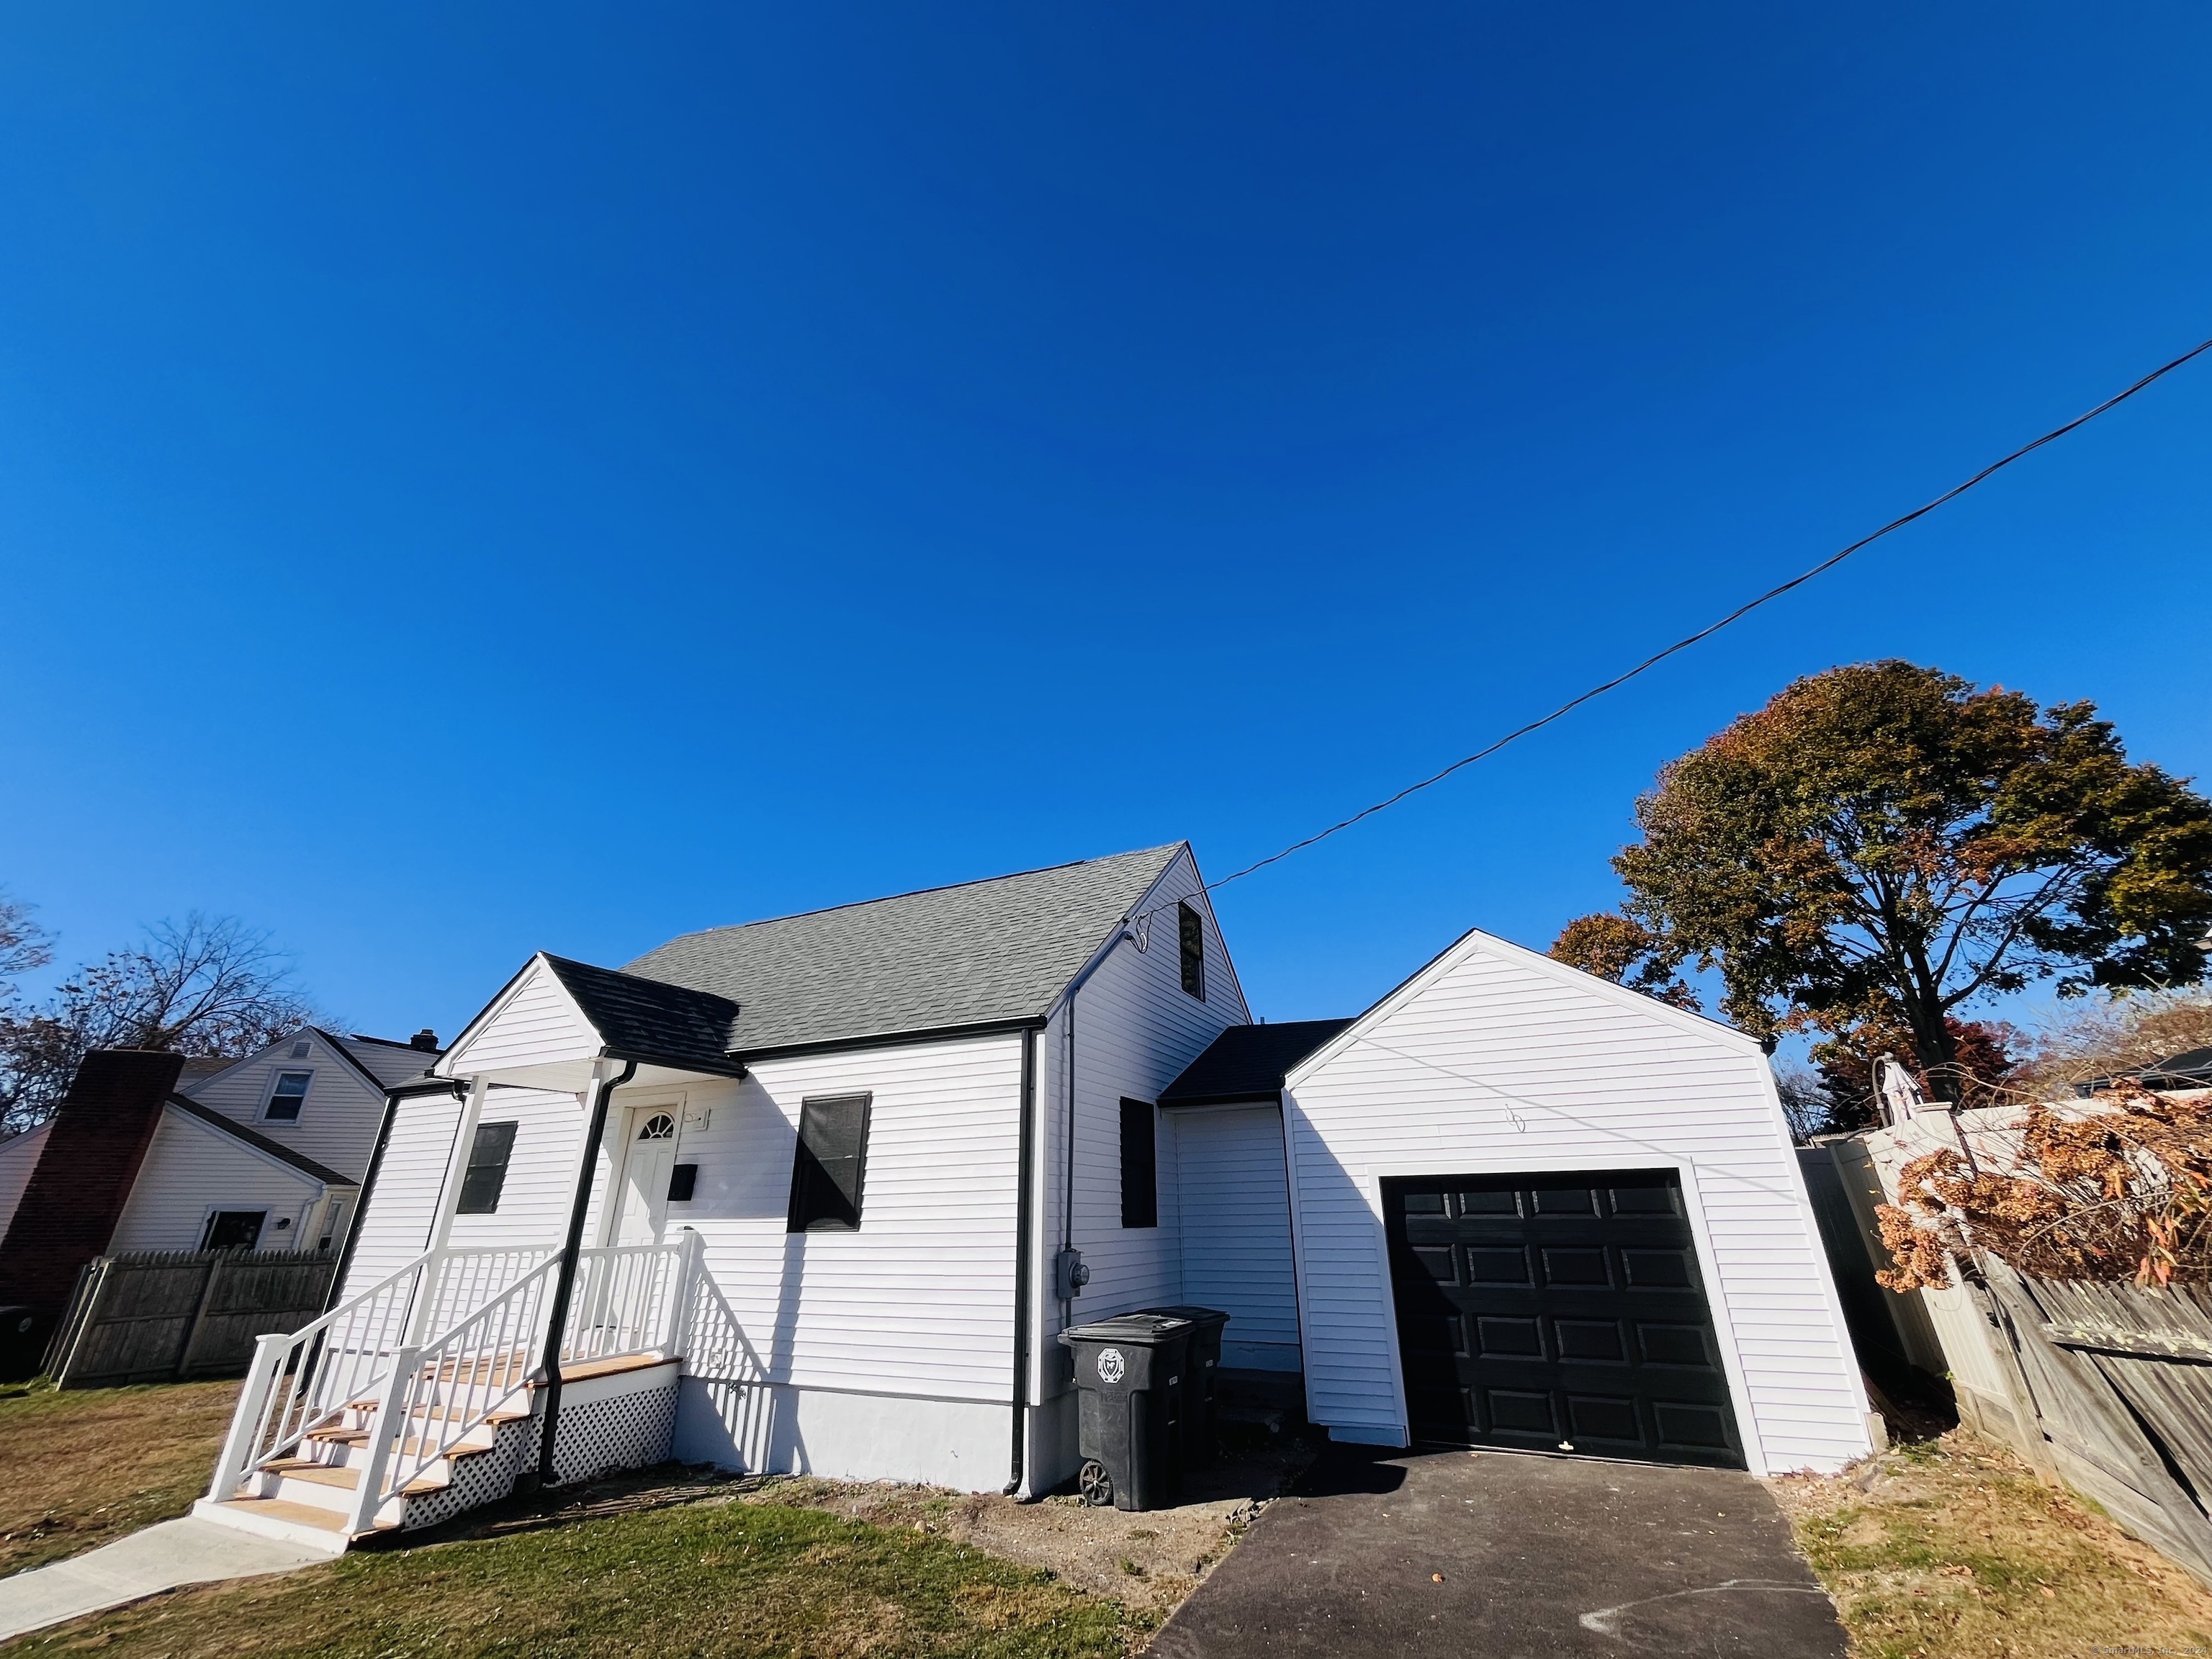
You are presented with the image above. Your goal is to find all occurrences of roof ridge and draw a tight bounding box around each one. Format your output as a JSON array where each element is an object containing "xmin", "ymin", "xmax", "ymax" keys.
[{"xmin": 644, "ymin": 842, "xmax": 1187, "ymax": 947}]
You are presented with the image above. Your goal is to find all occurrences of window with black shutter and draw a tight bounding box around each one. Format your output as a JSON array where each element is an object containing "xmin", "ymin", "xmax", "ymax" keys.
[
  {"xmin": 456, "ymin": 1121, "xmax": 518, "ymax": 1214},
  {"xmin": 788, "ymin": 1094, "xmax": 872, "ymax": 1231},
  {"xmin": 1178, "ymin": 902, "xmax": 1205, "ymax": 1000},
  {"xmin": 1120, "ymin": 1098, "xmax": 1158, "ymax": 1228}
]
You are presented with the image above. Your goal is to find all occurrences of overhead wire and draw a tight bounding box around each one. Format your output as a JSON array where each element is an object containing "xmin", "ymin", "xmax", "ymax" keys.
[{"xmin": 1178, "ymin": 333, "xmax": 2212, "ymax": 902}]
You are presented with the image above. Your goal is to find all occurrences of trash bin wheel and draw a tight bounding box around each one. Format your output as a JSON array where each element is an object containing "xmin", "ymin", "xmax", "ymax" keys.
[{"xmin": 1078, "ymin": 1459, "xmax": 1114, "ymax": 1508}]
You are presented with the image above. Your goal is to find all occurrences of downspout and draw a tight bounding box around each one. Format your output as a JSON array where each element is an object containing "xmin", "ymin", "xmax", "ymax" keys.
[
  {"xmin": 525, "ymin": 1057, "xmax": 636, "ymax": 1493},
  {"xmin": 1004, "ymin": 1028, "xmax": 1037, "ymax": 1496},
  {"xmin": 325, "ymin": 1082, "xmax": 459, "ymax": 1313}
]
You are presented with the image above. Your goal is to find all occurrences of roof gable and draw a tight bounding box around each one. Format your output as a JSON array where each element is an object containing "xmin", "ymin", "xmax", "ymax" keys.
[
  {"xmin": 1287, "ymin": 922, "xmax": 1762, "ymax": 1088},
  {"xmin": 626, "ymin": 843, "xmax": 1187, "ymax": 1055}
]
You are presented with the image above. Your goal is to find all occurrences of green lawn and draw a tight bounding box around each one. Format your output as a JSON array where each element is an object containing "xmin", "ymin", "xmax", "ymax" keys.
[{"xmin": 4, "ymin": 1491, "xmax": 1136, "ymax": 1658}]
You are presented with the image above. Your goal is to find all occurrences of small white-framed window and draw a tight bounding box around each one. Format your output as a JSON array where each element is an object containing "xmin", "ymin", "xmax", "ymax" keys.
[{"xmin": 263, "ymin": 1070, "xmax": 313, "ymax": 1122}]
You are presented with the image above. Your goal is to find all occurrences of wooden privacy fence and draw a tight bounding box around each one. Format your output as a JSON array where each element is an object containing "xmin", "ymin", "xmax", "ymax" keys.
[
  {"xmin": 1970, "ymin": 1266, "xmax": 2212, "ymax": 1588},
  {"xmin": 42, "ymin": 1250, "xmax": 339, "ymax": 1389}
]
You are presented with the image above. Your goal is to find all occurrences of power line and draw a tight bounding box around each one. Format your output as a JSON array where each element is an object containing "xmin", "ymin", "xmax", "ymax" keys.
[{"xmin": 1201, "ymin": 333, "xmax": 2212, "ymax": 896}]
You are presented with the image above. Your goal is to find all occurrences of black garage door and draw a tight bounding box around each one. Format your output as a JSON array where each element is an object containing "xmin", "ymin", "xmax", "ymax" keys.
[{"xmin": 1384, "ymin": 1169, "xmax": 1745, "ymax": 1468}]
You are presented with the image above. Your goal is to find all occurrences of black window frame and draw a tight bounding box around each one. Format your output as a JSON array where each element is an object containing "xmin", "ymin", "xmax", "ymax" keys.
[
  {"xmin": 1120, "ymin": 1097, "xmax": 1159, "ymax": 1229},
  {"xmin": 456, "ymin": 1120, "xmax": 519, "ymax": 1215},
  {"xmin": 203, "ymin": 1209, "xmax": 267, "ymax": 1251},
  {"xmin": 264, "ymin": 1069, "xmax": 313, "ymax": 1123},
  {"xmin": 1178, "ymin": 902, "xmax": 1205, "ymax": 1001},
  {"xmin": 788, "ymin": 1093, "xmax": 873, "ymax": 1233}
]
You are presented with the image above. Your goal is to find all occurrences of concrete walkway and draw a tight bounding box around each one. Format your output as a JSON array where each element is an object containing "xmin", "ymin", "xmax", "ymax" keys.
[
  {"xmin": 0, "ymin": 1518, "xmax": 328, "ymax": 1644},
  {"xmin": 1153, "ymin": 1446, "xmax": 1849, "ymax": 1658}
]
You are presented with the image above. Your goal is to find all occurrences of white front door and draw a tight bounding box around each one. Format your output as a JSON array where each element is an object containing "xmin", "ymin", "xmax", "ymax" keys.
[{"xmin": 613, "ymin": 1108, "xmax": 680, "ymax": 1245}]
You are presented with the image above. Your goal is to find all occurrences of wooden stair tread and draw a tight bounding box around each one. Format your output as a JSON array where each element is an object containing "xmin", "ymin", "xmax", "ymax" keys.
[
  {"xmin": 218, "ymin": 1497, "xmax": 349, "ymax": 1533},
  {"xmin": 266, "ymin": 1461, "xmax": 359, "ymax": 1489},
  {"xmin": 553, "ymin": 1353, "xmax": 671, "ymax": 1384}
]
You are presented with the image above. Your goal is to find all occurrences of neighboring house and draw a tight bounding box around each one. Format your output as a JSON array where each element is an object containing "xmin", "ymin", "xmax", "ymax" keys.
[
  {"xmin": 2076, "ymin": 1045, "xmax": 2212, "ymax": 1095},
  {"xmin": 195, "ymin": 845, "xmax": 1867, "ymax": 1555},
  {"xmin": 0, "ymin": 1027, "xmax": 443, "ymax": 1295}
]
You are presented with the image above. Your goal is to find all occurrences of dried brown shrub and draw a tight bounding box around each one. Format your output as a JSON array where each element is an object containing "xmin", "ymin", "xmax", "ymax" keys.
[{"xmin": 1876, "ymin": 1084, "xmax": 2212, "ymax": 1290}]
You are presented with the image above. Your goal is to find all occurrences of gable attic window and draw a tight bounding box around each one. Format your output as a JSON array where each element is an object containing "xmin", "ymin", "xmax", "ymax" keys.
[
  {"xmin": 264, "ymin": 1071, "xmax": 313, "ymax": 1122},
  {"xmin": 788, "ymin": 1094, "xmax": 871, "ymax": 1232},
  {"xmin": 1120, "ymin": 1099, "xmax": 1159, "ymax": 1228},
  {"xmin": 1178, "ymin": 902, "xmax": 1205, "ymax": 1000},
  {"xmin": 457, "ymin": 1122, "xmax": 519, "ymax": 1214}
]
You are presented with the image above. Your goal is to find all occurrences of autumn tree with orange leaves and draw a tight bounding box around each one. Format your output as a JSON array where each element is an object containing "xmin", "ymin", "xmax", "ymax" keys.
[{"xmin": 1551, "ymin": 661, "xmax": 2212, "ymax": 1104}]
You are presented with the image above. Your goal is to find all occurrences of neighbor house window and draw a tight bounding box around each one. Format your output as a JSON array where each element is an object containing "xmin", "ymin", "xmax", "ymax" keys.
[
  {"xmin": 1178, "ymin": 902, "xmax": 1205, "ymax": 1000},
  {"xmin": 264, "ymin": 1071, "xmax": 313, "ymax": 1122},
  {"xmin": 457, "ymin": 1122, "xmax": 519, "ymax": 1214},
  {"xmin": 203, "ymin": 1210, "xmax": 266, "ymax": 1251},
  {"xmin": 1120, "ymin": 1098, "xmax": 1158, "ymax": 1228},
  {"xmin": 788, "ymin": 1094, "xmax": 871, "ymax": 1232}
]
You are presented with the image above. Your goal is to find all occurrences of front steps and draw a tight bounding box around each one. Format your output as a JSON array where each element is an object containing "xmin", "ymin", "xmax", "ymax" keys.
[{"xmin": 194, "ymin": 1355, "xmax": 680, "ymax": 1553}]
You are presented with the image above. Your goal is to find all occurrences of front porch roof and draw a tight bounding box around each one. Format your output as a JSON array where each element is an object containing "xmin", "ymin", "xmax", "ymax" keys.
[{"xmin": 437, "ymin": 953, "xmax": 745, "ymax": 1091}]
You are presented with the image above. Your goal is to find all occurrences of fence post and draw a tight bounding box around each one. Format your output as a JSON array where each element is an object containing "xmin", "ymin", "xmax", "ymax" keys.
[
  {"xmin": 50, "ymin": 1258, "xmax": 115, "ymax": 1390},
  {"xmin": 207, "ymin": 1333, "xmax": 289, "ymax": 1502},
  {"xmin": 346, "ymin": 1345, "xmax": 419, "ymax": 1537},
  {"xmin": 175, "ymin": 1253, "xmax": 230, "ymax": 1380}
]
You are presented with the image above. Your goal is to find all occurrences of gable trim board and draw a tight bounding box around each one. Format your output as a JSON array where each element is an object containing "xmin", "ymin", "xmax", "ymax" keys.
[{"xmin": 1279, "ymin": 923, "xmax": 1873, "ymax": 1477}]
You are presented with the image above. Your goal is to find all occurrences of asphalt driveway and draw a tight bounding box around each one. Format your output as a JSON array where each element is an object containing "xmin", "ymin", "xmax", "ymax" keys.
[{"xmin": 1151, "ymin": 1445, "xmax": 1848, "ymax": 1658}]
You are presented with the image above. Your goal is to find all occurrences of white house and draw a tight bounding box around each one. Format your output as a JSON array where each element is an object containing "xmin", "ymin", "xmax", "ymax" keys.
[
  {"xmin": 0, "ymin": 1028, "xmax": 440, "ymax": 1262},
  {"xmin": 193, "ymin": 845, "xmax": 1868, "ymax": 1556}
]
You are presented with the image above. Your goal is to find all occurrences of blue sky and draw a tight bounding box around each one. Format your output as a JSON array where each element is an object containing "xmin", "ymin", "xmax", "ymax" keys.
[{"xmin": 4, "ymin": 4, "xmax": 2209, "ymax": 1044}]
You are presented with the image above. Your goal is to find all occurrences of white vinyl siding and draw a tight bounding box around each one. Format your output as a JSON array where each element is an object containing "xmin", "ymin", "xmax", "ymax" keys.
[
  {"xmin": 180, "ymin": 1030, "xmax": 390, "ymax": 1182},
  {"xmin": 339, "ymin": 1090, "xmax": 465, "ymax": 1295},
  {"xmin": 109, "ymin": 1106, "xmax": 328, "ymax": 1254},
  {"xmin": 680, "ymin": 1035, "xmax": 1024, "ymax": 1401},
  {"xmin": 442, "ymin": 960, "xmax": 598, "ymax": 1075},
  {"xmin": 449, "ymin": 1088, "xmax": 588, "ymax": 1251},
  {"xmin": 1172, "ymin": 1105, "xmax": 1300, "ymax": 1371},
  {"xmin": 1284, "ymin": 930, "xmax": 1870, "ymax": 1475},
  {"xmin": 1033, "ymin": 849, "xmax": 1249, "ymax": 1393},
  {"xmin": 0, "ymin": 1125, "xmax": 50, "ymax": 1244}
]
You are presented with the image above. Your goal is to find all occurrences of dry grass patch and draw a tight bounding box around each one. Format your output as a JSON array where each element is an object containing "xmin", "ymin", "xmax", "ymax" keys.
[
  {"xmin": 1769, "ymin": 1428, "xmax": 2212, "ymax": 1659},
  {"xmin": 0, "ymin": 1378, "xmax": 240, "ymax": 1578},
  {"xmin": 4, "ymin": 1496, "xmax": 1130, "ymax": 1658}
]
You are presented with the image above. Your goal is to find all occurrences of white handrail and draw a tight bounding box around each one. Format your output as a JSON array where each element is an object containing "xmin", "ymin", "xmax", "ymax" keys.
[{"xmin": 359, "ymin": 1256, "xmax": 562, "ymax": 1529}]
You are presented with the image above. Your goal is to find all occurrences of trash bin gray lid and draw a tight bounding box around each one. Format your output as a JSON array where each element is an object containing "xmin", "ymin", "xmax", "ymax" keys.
[
  {"xmin": 1058, "ymin": 1313, "xmax": 1195, "ymax": 1346},
  {"xmin": 1134, "ymin": 1304, "xmax": 1229, "ymax": 1326}
]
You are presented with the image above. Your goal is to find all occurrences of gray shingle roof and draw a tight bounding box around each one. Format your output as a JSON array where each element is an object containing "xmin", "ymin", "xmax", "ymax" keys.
[{"xmin": 625, "ymin": 844, "xmax": 1187, "ymax": 1056}]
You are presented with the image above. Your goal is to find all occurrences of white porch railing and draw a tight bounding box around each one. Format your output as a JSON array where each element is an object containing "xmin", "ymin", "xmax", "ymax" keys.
[
  {"xmin": 562, "ymin": 1241, "xmax": 690, "ymax": 1368},
  {"xmin": 207, "ymin": 1234, "xmax": 701, "ymax": 1533}
]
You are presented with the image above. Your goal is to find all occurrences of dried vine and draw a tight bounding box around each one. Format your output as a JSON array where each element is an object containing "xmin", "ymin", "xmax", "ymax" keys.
[{"xmin": 1876, "ymin": 1084, "xmax": 2212, "ymax": 1291}]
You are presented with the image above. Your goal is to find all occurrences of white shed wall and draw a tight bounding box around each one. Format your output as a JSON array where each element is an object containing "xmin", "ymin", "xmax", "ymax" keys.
[
  {"xmin": 109, "ymin": 1107, "xmax": 327, "ymax": 1254},
  {"xmin": 1172, "ymin": 1103, "xmax": 1301, "ymax": 1372},
  {"xmin": 1285, "ymin": 932, "xmax": 1871, "ymax": 1475}
]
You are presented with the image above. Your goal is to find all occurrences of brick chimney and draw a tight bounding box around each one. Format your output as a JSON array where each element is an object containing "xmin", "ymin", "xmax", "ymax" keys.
[
  {"xmin": 409, "ymin": 1028, "xmax": 440, "ymax": 1052},
  {"xmin": 0, "ymin": 1050, "xmax": 186, "ymax": 1321}
]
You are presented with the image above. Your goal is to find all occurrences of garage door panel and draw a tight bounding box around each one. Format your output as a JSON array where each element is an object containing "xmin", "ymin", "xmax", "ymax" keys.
[
  {"xmin": 1553, "ymin": 1318, "xmax": 1626, "ymax": 1362},
  {"xmin": 1384, "ymin": 1169, "xmax": 1745, "ymax": 1470}
]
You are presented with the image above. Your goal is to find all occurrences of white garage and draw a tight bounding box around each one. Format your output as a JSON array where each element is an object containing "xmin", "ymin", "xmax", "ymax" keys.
[{"xmin": 1163, "ymin": 926, "xmax": 1874, "ymax": 1476}]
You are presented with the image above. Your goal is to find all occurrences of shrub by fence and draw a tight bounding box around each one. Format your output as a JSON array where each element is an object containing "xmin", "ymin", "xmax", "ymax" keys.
[{"xmin": 42, "ymin": 1249, "xmax": 338, "ymax": 1389}]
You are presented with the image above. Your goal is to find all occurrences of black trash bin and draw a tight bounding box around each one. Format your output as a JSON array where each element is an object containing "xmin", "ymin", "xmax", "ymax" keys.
[
  {"xmin": 1137, "ymin": 1305, "xmax": 1228, "ymax": 1470},
  {"xmin": 1058, "ymin": 1312, "xmax": 1195, "ymax": 1511}
]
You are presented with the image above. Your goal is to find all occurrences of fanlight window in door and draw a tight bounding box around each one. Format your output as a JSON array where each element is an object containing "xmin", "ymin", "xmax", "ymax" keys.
[{"xmin": 638, "ymin": 1112, "xmax": 677, "ymax": 1141}]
